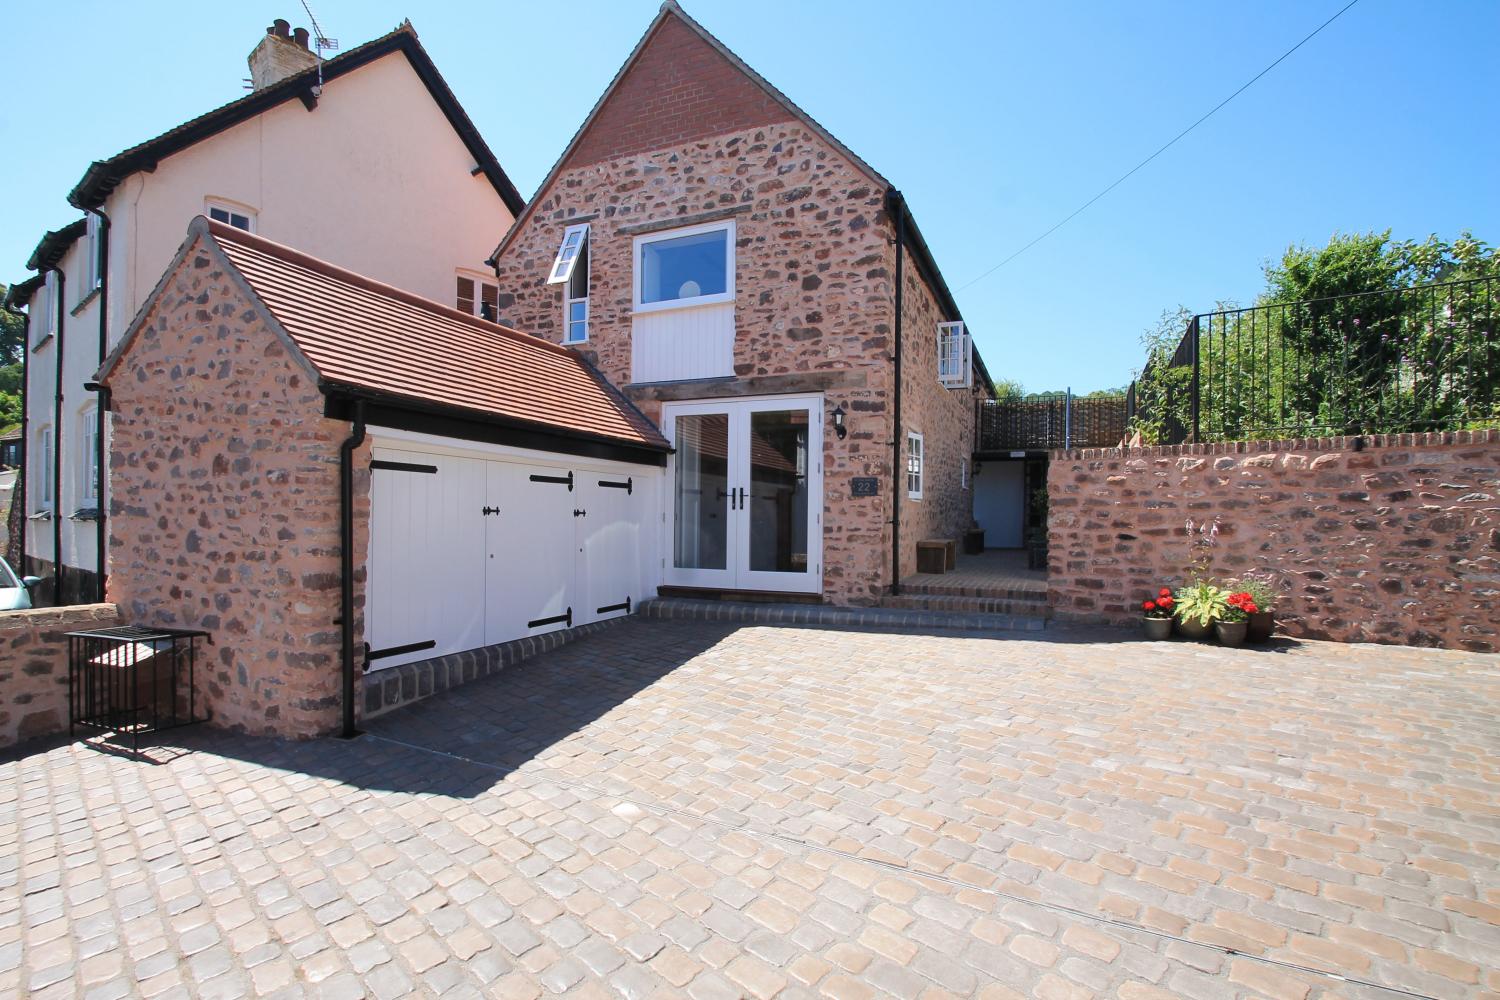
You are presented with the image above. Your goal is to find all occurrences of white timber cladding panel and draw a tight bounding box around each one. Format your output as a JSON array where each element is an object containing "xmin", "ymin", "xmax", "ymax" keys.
[
  {"xmin": 365, "ymin": 432, "xmax": 660, "ymax": 670},
  {"xmin": 631, "ymin": 303, "xmax": 735, "ymax": 383}
]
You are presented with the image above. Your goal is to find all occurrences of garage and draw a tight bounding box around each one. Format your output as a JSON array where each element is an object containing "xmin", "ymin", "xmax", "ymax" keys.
[{"xmin": 364, "ymin": 432, "xmax": 661, "ymax": 671}]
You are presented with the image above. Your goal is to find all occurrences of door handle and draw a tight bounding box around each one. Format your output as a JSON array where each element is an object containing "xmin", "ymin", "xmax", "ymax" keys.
[{"xmin": 736, "ymin": 487, "xmax": 747, "ymax": 509}]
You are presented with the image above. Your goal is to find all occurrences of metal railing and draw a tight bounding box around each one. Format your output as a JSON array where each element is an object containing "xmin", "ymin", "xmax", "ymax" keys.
[
  {"xmin": 977, "ymin": 392, "xmax": 1129, "ymax": 452},
  {"xmin": 1128, "ymin": 277, "xmax": 1497, "ymax": 443},
  {"xmin": 67, "ymin": 625, "xmax": 211, "ymax": 750}
]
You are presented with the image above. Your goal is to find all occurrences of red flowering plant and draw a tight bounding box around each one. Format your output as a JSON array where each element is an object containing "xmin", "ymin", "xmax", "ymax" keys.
[
  {"xmin": 1143, "ymin": 587, "xmax": 1175, "ymax": 620},
  {"xmin": 1222, "ymin": 591, "xmax": 1259, "ymax": 623}
]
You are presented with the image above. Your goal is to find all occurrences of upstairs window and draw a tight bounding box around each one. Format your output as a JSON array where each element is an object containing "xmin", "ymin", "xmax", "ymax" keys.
[
  {"xmin": 35, "ymin": 272, "xmax": 57, "ymax": 345},
  {"xmin": 456, "ymin": 274, "xmax": 498, "ymax": 321},
  {"xmin": 906, "ymin": 432, "xmax": 924, "ymax": 500},
  {"xmin": 37, "ymin": 426, "xmax": 53, "ymax": 508},
  {"xmin": 81, "ymin": 407, "xmax": 99, "ymax": 505},
  {"xmin": 634, "ymin": 221, "xmax": 734, "ymax": 313},
  {"xmin": 564, "ymin": 232, "xmax": 590, "ymax": 344},
  {"xmin": 938, "ymin": 321, "xmax": 972, "ymax": 388},
  {"xmin": 83, "ymin": 214, "xmax": 104, "ymax": 294},
  {"xmin": 547, "ymin": 223, "xmax": 590, "ymax": 285},
  {"xmin": 206, "ymin": 201, "xmax": 256, "ymax": 232}
]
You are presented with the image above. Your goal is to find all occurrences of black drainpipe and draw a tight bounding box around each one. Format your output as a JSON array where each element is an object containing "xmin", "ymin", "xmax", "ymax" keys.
[
  {"xmin": 81, "ymin": 206, "xmax": 110, "ymax": 602},
  {"xmin": 338, "ymin": 397, "xmax": 367, "ymax": 739},
  {"xmin": 888, "ymin": 189, "xmax": 905, "ymax": 597},
  {"xmin": 2, "ymin": 296, "xmax": 28, "ymax": 572},
  {"xmin": 51, "ymin": 268, "xmax": 65, "ymax": 606}
]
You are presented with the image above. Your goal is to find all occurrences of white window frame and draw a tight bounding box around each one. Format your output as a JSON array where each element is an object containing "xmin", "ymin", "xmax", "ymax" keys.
[
  {"xmin": 37, "ymin": 426, "xmax": 54, "ymax": 508},
  {"xmin": 456, "ymin": 271, "xmax": 499, "ymax": 321},
  {"xmin": 565, "ymin": 295, "xmax": 589, "ymax": 345},
  {"xmin": 632, "ymin": 219, "xmax": 735, "ymax": 314},
  {"xmin": 960, "ymin": 457, "xmax": 969, "ymax": 491},
  {"xmin": 83, "ymin": 214, "xmax": 103, "ymax": 294},
  {"xmin": 37, "ymin": 272, "xmax": 57, "ymax": 344},
  {"xmin": 206, "ymin": 200, "xmax": 256, "ymax": 233},
  {"xmin": 906, "ymin": 431, "xmax": 924, "ymax": 500},
  {"xmin": 937, "ymin": 320, "xmax": 972, "ymax": 388},
  {"xmin": 547, "ymin": 223, "xmax": 590, "ymax": 286},
  {"xmin": 80, "ymin": 407, "xmax": 99, "ymax": 505}
]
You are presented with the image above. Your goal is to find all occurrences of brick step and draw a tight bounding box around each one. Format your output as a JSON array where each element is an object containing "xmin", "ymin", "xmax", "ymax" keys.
[
  {"xmin": 898, "ymin": 580, "xmax": 1049, "ymax": 602},
  {"xmin": 639, "ymin": 598, "xmax": 1047, "ymax": 633},
  {"xmin": 878, "ymin": 593, "xmax": 1052, "ymax": 619}
]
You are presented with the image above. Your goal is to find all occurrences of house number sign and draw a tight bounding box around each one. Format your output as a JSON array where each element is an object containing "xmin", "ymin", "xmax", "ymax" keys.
[{"xmin": 850, "ymin": 477, "xmax": 879, "ymax": 497}]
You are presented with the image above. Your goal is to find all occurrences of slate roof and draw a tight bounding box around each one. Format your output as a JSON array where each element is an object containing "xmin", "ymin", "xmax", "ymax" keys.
[{"xmin": 101, "ymin": 218, "xmax": 668, "ymax": 454}]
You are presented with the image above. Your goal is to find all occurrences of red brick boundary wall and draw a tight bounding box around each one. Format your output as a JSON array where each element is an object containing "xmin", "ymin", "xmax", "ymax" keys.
[
  {"xmin": 1048, "ymin": 431, "xmax": 1500, "ymax": 651},
  {"xmin": 0, "ymin": 604, "xmax": 121, "ymax": 749}
]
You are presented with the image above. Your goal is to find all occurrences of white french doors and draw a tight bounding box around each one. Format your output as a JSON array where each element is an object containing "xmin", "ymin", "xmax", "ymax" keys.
[{"xmin": 664, "ymin": 395, "xmax": 822, "ymax": 594}]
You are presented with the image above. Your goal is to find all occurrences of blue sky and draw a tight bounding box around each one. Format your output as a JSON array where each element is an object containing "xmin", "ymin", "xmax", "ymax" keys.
[{"xmin": 2, "ymin": 1, "xmax": 1495, "ymax": 392}]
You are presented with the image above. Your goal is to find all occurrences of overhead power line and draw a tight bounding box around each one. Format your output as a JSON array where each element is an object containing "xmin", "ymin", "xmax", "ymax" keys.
[{"xmin": 957, "ymin": 0, "xmax": 1362, "ymax": 292}]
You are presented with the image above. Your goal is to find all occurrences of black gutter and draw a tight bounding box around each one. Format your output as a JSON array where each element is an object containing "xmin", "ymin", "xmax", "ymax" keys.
[
  {"xmin": 338, "ymin": 398, "xmax": 367, "ymax": 739},
  {"xmin": 888, "ymin": 189, "xmax": 905, "ymax": 598},
  {"xmin": 50, "ymin": 268, "xmax": 65, "ymax": 606},
  {"xmin": 77, "ymin": 206, "xmax": 110, "ymax": 602},
  {"xmin": 1, "ymin": 284, "xmax": 35, "ymax": 571}
]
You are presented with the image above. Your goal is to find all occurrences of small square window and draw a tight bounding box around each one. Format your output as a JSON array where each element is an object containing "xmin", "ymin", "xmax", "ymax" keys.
[
  {"xmin": 207, "ymin": 202, "xmax": 255, "ymax": 232},
  {"xmin": 456, "ymin": 274, "xmax": 499, "ymax": 321},
  {"xmin": 633, "ymin": 221, "xmax": 734, "ymax": 312},
  {"xmin": 906, "ymin": 432, "xmax": 923, "ymax": 500}
]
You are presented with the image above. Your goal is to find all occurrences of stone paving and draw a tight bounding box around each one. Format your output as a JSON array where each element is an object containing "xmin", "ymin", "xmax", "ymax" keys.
[{"xmin": 2, "ymin": 620, "xmax": 1498, "ymax": 999}]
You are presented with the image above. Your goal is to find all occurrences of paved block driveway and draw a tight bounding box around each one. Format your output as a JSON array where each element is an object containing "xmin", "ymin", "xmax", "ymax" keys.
[{"xmin": 3, "ymin": 621, "xmax": 1498, "ymax": 1000}]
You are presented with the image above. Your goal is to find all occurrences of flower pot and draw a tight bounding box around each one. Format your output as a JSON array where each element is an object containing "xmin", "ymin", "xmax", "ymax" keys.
[
  {"xmin": 1176, "ymin": 617, "xmax": 1213, "ymax": 641},
  {"xmin": 1246, "ymin": 611, "xmax": 1274, "ymax": 643},
  {"xmin": 1216, "ymin": 620, "xmax": 1248, "ymax": 647},
  {"xmin": 1142, "ymin": 617, "xmax": 1172, "ymax": 640}
]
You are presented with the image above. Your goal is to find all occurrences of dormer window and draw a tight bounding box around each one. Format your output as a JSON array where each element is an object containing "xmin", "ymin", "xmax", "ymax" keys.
[
  {"xmin": 206, "ymin": 201, "xmax": 256, "ymax": 232},
  {"xmin": 456, "ymin": 274, "xmax": 498, "ymax": 321}
]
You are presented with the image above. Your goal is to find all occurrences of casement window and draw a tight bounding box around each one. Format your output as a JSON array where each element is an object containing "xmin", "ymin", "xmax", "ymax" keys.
[
  {"xmin": 960, "ymin": 457, "xmax": 969, "ymax": 491},
  {"xmin": 37, "ymin": 426, "xmax": 53, "ymax": 508},
  {"xmin": 80, "ymin": 407, "xmax": 99, "ymax": 505},
  {"xmin": 206, "ymin": 201, "xmax": 256, "ymax": 232},
  {"xmin": 83, "ymin": 214, "xmax": 104, "ymax": 294},
  {"xmin": 906, "ymin": 432, "xmax": 924, "ymax": 500},
  {"xmin": 633, "ymin": 220, "xmax": 734, "ymax": 313},
  {"xmin": 456, "ymin": 274, "xmax": 499, "ymax": 321},
  {"xmin": 34, "ymin": 271, "xmax": 60, "ymax": 346},
  {"xmin": 937, "ymin": 320, "xmax": 972, "ymax": 388},
  {"xmin": 545, "ymin": 224, "xmax": 591, "ymax": 343}
]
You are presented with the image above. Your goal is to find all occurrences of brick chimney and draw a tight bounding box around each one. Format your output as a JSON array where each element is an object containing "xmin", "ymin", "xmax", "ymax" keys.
[{"xmin": 247, "ymin": 18, "xmax": 318, "ymax": 90}]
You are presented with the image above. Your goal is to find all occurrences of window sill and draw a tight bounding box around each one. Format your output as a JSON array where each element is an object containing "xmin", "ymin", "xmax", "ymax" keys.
[
  {"xmin": 70, "ymin": 286, "xmax": 101, "ymax": 316},
  {"xmin": 27, "ymin": 510, "xmax": 53, "ymax": 521},
  {"xmin": 31, "ymin": 333, "xmax": 54, "ymax": 353},
  {"xmin": 632, "ymin": 297, "xmax": 734, "ymax": 317},
  {"xmin": 70, "ymin": 507, "xmax": 101, "ymax": 522}
]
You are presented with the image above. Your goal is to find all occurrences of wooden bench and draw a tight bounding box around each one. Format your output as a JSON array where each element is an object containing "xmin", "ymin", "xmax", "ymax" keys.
[{"xmin": 916, "ymin": 538, "xmax": 957, "ymax": 574}]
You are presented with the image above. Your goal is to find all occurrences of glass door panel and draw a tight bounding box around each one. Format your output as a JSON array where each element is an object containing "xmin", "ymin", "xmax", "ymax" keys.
[
  {"xmin": 672, "ymin": 412, "xmax": 730, "ymax": 574},
  {"xmin": 747, "ymin": 410, "xmax": 809, "ymax": 574}
]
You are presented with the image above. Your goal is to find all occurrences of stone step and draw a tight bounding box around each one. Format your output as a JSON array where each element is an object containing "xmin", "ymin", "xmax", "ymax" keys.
[
  {"xmin": 639, "ymin": 598, "xmax": 1047, "ymax": 633},
  {"xmin": 878, "ymin": 593, "xmax": 1053, "ymax": 619},
  {"xmin": 899, "ymin": 579, "xmax": 1048, "ymax": 602}
]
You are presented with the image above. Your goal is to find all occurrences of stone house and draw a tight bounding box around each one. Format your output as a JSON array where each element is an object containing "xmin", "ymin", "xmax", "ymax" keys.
[
  {"xmin": 6, "ymin": 17, "xmax": 524, "ymax": 606},
  {"xmin": 491, "ymin": 1, "xmax": 992, "ymax": 605}
]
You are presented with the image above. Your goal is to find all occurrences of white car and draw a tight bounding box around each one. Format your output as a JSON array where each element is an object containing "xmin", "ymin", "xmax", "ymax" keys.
[{"xmin": 0, "ymin": 557, "xmax": 41, "ymax": 611}]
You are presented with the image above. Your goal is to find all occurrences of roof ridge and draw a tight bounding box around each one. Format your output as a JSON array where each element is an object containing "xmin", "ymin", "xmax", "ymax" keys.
[{"xmin": 201, "ymin": 218, "xmax": 577, "ymax": 359}]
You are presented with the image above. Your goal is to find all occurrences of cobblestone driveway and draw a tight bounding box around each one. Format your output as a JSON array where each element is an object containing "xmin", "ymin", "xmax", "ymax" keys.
[{"xmin": 3, "ymin": 621, "xmax": 1498, "ymax": 999}]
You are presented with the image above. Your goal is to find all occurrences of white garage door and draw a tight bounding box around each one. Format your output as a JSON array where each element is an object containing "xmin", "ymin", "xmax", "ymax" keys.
[{"xmin": 367, "ymin": 443, "xmax": 655, "ymax": 670}]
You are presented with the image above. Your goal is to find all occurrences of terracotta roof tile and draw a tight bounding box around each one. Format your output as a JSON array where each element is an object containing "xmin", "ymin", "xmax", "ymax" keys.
[{"xmin": 205, "ymin": 220, "xmax": 667, "ymax": 452}]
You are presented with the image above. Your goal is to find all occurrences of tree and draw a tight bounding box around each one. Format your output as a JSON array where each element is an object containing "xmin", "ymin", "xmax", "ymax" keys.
[
  {"xmin": 991, "ymin": 378, "xmax": 1025, "ymax": 402},
  {"xmin": 0, "ymin": 283, "xmax": 23, "ymax": 433}
]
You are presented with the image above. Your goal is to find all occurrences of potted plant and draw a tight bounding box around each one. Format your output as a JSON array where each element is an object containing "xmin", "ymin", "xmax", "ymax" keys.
[
  {"xmin": 1217, "ymin": 591, "xmax": 1259, "ymax": 647},
  {"xmin": 1173, "ymin": 581, "xmax": 1227, "ymax": 640},
  {"xmin": 1232, "ymin": 576, "xmax": 1279, "ymax": 642},
  {"xmin": 1142, "ymin": 588, "xmax": 1174, "ymax": 640}
]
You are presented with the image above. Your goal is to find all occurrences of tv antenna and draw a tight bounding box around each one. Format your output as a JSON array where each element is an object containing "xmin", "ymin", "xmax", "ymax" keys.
[{"xmin": 299, "ymin": 0, "xmax": 339, "ymax": 94}]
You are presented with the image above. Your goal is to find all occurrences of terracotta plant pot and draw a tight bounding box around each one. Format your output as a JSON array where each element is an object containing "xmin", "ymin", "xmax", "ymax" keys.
[
  {"xmin": 1246, "ymin": 611, "xmax": 1275, "ymax": 642},
  {"xmin": 1142, "ymin": 617, "xmax": 1172, "ymax": 640},
  {"xmin": 1175, "ymin": 617, "xmax": 1213, "ymax": 641},
  {"xmin": 1216, "ymin": 620, "xmax": 1248, "ymax": 647}
]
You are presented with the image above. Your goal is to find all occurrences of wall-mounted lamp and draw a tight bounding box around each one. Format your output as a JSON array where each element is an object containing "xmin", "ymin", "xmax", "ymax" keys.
[{"xmin": 831, "ymin": 403, "xmax": 847, "ymax": 440}]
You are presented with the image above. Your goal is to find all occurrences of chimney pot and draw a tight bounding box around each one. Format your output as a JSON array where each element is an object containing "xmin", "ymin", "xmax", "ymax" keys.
[
  {"xmin": 293, "ymin": 26, "xmax": 310, "ymax": 49},
  {"xmin": 272, "ymin": 18, "xmax": 290, "ymax": 37},
  {"xmin": 248, "ymin": 19, "xmax": 319, "ymax": 90}
]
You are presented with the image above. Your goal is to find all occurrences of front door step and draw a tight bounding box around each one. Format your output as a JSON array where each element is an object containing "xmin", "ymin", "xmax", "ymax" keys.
[
  {"xmin": 639, "ymin": 598, "xmax": 1047, "ymax": 633},
  {"xmin": 878, "ymin": 593, "xmax": 1053, "ymax": 620}
]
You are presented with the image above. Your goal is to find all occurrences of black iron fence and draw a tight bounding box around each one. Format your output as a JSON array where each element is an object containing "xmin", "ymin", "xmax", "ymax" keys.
[
  {"xmin": 67, "ymin": 625, "xmax": 210, "ymax": 750},
  {"xmin": 1129, "ymin": 277, "xmax": 1498, "ymax": 444},
  {"xmin": 977, "ymin": 393, "xmax": 1129, "ymax": 452}
]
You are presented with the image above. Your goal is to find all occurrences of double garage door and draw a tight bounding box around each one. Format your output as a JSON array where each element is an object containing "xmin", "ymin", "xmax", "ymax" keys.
[{"xmin": 365, "ymin": 438, "xmax": 655, "ymax": 670}]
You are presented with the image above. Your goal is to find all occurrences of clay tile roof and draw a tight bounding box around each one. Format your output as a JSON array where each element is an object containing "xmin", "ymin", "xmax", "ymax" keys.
[{"xmin": 204, "ymin": 219, "xmax": 667, "ymax": 453}]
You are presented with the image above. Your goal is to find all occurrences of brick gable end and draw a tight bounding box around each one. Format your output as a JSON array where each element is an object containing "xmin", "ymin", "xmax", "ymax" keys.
[{"xmin": 564, "ymin": 14, "xmax": 793, "ymax": 169}]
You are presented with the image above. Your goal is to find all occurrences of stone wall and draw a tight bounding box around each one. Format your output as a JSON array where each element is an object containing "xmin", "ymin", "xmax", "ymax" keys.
[
  {"xmin": 897, "ymin": 253, "xmax": 984, "ymax": 580},
  {"xmin": 105, "ymin": 235, "xmax": 367, "ymax": 737},
  {"xmin": 0, "ymin": 603, "xmax": 120, "ymax": 749},
  {"xmin": 1048, "ymin": 431, "xmax": 1500, "ymax": 651},
  {"xmin": 494, "ymin": 121, "xmax": 899, "ymax": 605}
]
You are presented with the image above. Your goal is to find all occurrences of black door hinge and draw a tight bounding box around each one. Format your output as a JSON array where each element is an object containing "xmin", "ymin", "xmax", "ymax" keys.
[
  {"xmin": 481, "ymin": 506, "xmax": 500, "ymax": 516},
  {"xmin": 573, "ymin": 509, "xmax": 587, "ymax": 517}
]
